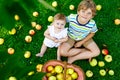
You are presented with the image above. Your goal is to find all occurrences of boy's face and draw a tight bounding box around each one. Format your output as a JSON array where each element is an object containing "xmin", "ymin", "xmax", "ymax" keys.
[
  {"xmin": 77, "ymin": 8, "xmax": 93, "ymax": 24},
  {"xmin": 53, "ymin": 20, "xmax": 66, "ymax": 30}
]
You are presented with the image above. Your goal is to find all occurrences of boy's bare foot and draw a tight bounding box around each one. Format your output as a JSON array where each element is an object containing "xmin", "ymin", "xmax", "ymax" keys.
[{"xmin": 36, "ymin": 53, "xmax": 43, "ymax": 57}]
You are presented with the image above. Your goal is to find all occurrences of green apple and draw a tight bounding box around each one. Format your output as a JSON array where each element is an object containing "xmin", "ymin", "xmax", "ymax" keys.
[
  {"xmin": 47, "ymin": 65, "xmax": 54, "ymax": 72},
  {"xmin": 52, "ymin": 1, "xmax": 57, "ymax": 7},
  {"xmin": 48, "ymin": 16, "xmax": 53, "ymax": 22},
  {"xmin": 14, "ymin": 14, "xmax": 19, "ymax": 21},
  {"xmin": 66, "ymin": 68, "xmax": 74, "ymax": 74},
  {"xmin": 96, "ymin": 5, "xmax": 102, "ymax": 11},
  {"xmin": 48, "ymin": 76, "xmax": 56, "ymax": 80},
  {"xmin": 54, "ymin": 65, "xmax": 63, "ymax": 73},
  {"xmin": 35, "ymin": 24, "xmax": 42, "ymax": 30},
  {"xmin": 0, "ymin": 38, "xmax": 4, "ymax": 45},
  {"xmin": 33, "ymin": 11, "xmax": 39, "ymax": 17},
  {"xmin": 28, "ymin": 71, "xmax": 34, "ymax": 76},
  {"xmin": 104, "ymin": 55, "xmax": 112, "ymax": 62},
  {"xmin": 9, "ymin": 76, "xmax": 17, "ymax": 80},
  {"xmin": 71, "ymin": 72, "xmax": 78, "ymax": 79},
  {"xmin": 56, "ymin": 73, "xmax": 64, "ymax": 80},
  {"xmin": 24, "ymin": 51, "xmax": 31, "ymax": 58},
  {"xmin": 99, "ymin": 69, "xmax": 106, "ymax": 76},
  {"xmin": 9, "ymin": 28, "xmax": 16, "ymax": 35},
  {"xmin": 89, "ymin": 58, "xmax": 97, "ymax": 67},
  {"xmin": 108, "ymin": 70, "xmax": 114, "ymax": 76},
  {"xmin": 46, "ymin": 73, "xmax": 53, "ymax": 77},
  {"xmin": 25, "ymin": 35, "xmax": 32, "ymax": 43},
  {"xmin": 86, "ymin": 70, "xmax": 93, "ymax": 77},
  {"xmin": 69, "ymin": 5, "xmax": 75, "ymax": 10},
  {"xmin": 98, "ymin": 61, "xmax": 105, "ymax": 67}
]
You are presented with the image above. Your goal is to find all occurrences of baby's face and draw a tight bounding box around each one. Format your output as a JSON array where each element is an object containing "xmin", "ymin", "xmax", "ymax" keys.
[
  {"xmin": 78, "ymin": 8, "xmax": 93, "ymax": 24},
  {"xmin": 53, "ymin": 20, "xmax": 66, "ymax": 30}
]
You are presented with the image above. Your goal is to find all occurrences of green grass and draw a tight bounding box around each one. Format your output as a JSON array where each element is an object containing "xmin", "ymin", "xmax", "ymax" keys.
[{"xmin": 0, "ymin": 0, "xmax": 120, "ymax": 80}]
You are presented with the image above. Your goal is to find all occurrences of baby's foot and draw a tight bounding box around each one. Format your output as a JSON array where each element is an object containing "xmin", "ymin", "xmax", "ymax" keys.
[{"xmin": 36, "ymin": 53, "xmax": 43, "ymax": 57}]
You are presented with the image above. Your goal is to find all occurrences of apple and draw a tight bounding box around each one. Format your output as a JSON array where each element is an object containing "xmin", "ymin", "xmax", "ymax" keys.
[
  {"xmin": 24, "ymin": 51, "xmax": 31, "ymax": 58},
  {"xmin": 69, "ymin": 5, "xmax": 75, "ymax": 10},
  {"xmin": 8, "ymin": 76, "xmax": 17, "ymax": 80},
  {"xmin": 89, "ymin": 58, "xmax": 97, "ymax": 67},
  {"xmin": 0, "ymin": 38, "xmax": 4, "ymax": 45},
  {"xmin": 28, "ymin": 71, "xmax": 35, "ymax": 76},
  {"xmin": 86, "ymin": 70, "xmax": 93, "ymax": 77},
  {"xmin": 96, "ymin": 5, "xmax": 102, "ymax": 11},
  {"xmin": 66, "ymin": 68, "xmax": 74, "ymax": 74},
  {"xmin": 9, "ymin": 28, "xmax": 16, "ymax": 35},
  {"xmin": 54, "ymin": 65, "xmax": 63, "ymax": 73},
  {"xmin": 52, "ymin": 1, "xmax": 57, "ymax": 7},
  {"xmin": 35, "ymin": 24, "xmax": 42, "ymax": 30},
  {"xmin": 99, "ymin": 69, "xmax": 106, "ymax": 76},
  {"xmin": 108, "ymin": 70, "xmax": 114, "ymax": 76},
  {"xmin": 36, "ymin": 64, "xmax": 43, "ymax": 72},
  {"xmin": 102, "ymin": 49, "xmax": 109, "ymax": 55},
  {"xmin": 98, "ymin": 61, "xmax": 105, "ymax": 67},
  {"xmin": 8, "ymin": 48, "xmax": 15, "ymax": 55},
  {"xmin": 14, "ymin": 14, "xmax": 19, "ymax": 21},
  {"xmin": 114, "ymin": 19, "xmax": 120, "ymax": 25},
  {"xmin": 56, "ymin": 73, "xmax": 64, "ymax": 80},
  {"xmin": 33, "ymin": 11, "xmax": 39, "ymax": 17},
  {"xmin": 48, "ymin": 16, "xmax": 54, "ymax": 22},
  {"xmin": 31, "ymin": 22, "xmax": 37, "ymax": 27},
  {"xmin": 66, "ymin": 74, "xmax": 72, "ymax": 80},
  {"xmin": 47, "ymin": 65, "xmax": 54, "ymax": 72},
  {"xmin": 46, "ymin": 73, "xmax": 53, "ymax": 77},
  {"xmin": 25, "ymin": 35, "xmax": 32, "ymax": 43},
  {"xmin": 104, "ymin": 55, "xmax": 112, "ymax": 62},
  {"xmin": 48, "ymin": 76, "xmax": 56, "ymax": 80},
  {"xmin": 71, "ymin": 72, "xmax": 78, "ymax": 79},
  {"xmin": 29, "ymin": 29, "xmax": 35, "ymax": 36}
]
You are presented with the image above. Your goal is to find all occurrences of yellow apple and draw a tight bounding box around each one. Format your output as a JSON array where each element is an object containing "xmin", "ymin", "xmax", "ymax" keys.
[
  {"xmin": 47, "ymin": 65, "xmax": 54, "ymax": 72},
  {"xmin": 29, "ymin": 29, "xmax": 35, "ymax": 36},
  {"xmin": 31, "ymin": 22, "xmax": 37, "ymax": 27},
  {"xmin": 48, "ymin": 16, "xmax": 54, "ymax": 22},
  {"xmin": 8, "ymin": 76, "xmax": 17, "ymax": 80},
  {"xmin": 24, "ymin": 51, "xmax": 31, "ymax": 58},
  {"xmin": 104, "ymin": 55, "xmax": 112, "ymax": 62},
  {"xmin": 86, "ymin": 70, "xmax": 93, "ymax": 77},
  {"xmin": 96, "ymin": 5, "xmax": 102, "ymax": 11},
  {"xmin": 35, "ymin": 24, "xmax": 42, "ymax": 30},
  {"xmin": 66, "ymin": 68, "xmax": 74, "ymax": 74},
  {"xmin": 114, "ymin": 19, "xmax": 120, "ymax": 25},
  {"xmin": 0, "ymin": 38, "xmax": 4, "ymax": 45},
  {"xmin": 69, "ymin": 5, "xmax": 75, "ymax": 10},
  {"xmin": 25, "ymin": 35, "xmax": 32, "ymax": 43},
  {"xmin": 14, "ymin": 14, "xmax": 19, "ymax": 21},
  {"xmin": 8, "ymin": 48, "xmax": 15, "ymax": 55},
  {"xmin": 48, "ymin": 76, "xmax": 56, "ymax": 80},
  {"xmin": 99, "ymin": 69, "xmax": 106, "ymax": 76},
  {"xmin": 56, "ymin": 73, "xmax": 64, "ymax": 80},
  {"xmin": 52, "ymin": 1, "xmax": 57, "ymax": 7},
  {"xmin": 71, "ymin": 72, "xmax": 78, "ymax": 79},
  {"xmin": 108, "ymin": 70, "xmax": 114, "ymax": 76},
  {"xmin": 9, "ymin": 28, "xmax": 16, "ymax": 35},
  {"xmin": 33, "ymin": 11, "xmax": 39, "ymax": 17},
  {"xmin": 66, "ymin": 74, "xmax": 72, "ymax": 80},
  {"xmin": 36, "ymin": 64, "xmax": 43, "ymax": 72},
  {"xmin": 89, "ymin": 58, "xmax": 97, "ymax": 67},
  {"xmin": 98, "ymin": 61, "xmax": 105, "ymax": 67},
  {"xmin": 54, "ymin": 65, "xmax": 63, "ymax": 73}
]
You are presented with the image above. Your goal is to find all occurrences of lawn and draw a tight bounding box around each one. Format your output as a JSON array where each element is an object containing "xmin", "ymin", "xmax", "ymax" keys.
[{"xmin": 0, "ymin": 0, "xmax": 120, "ymax": 80}]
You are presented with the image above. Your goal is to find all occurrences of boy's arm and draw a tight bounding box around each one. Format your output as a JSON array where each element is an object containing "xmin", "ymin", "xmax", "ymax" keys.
[
  {"xmin": 44, "ymin": 28, "xmax": 57, "ymax": 41},
  {"xmin": 74, "ymin": 33, "xmax": 95, "ymax": 47}
]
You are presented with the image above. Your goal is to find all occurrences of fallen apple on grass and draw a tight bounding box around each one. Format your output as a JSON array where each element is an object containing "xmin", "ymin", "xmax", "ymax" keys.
[
  {"xmin": 99, "ymin": 69, "xmax": 106, "ymax": 76},
  {"xmin": 102, "ymin": 49, "xmax": 109, "ymax": 55},
  {"xmin": 108, "ymin": 70, "xmax": 114, "ymax": 76},
  {"xmin": 89, "ymin": 58, "xmax": 97, "ymax": 67},
  {"xmin": 86, "ymin": 70, "xmax": 93, "ymax": 77},
  {"xmin": 104, "ymin": 55, "xmax": 112, "ymax": 62}
]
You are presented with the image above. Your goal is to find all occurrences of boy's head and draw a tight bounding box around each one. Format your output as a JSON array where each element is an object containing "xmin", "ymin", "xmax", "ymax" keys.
[
  {"xmin": 53, "ymin": 13, "xmax": 66, "ymax": 29},
  {"xmin": 77, "ymin": 0, "xmax": 96, "ymax": 17}
]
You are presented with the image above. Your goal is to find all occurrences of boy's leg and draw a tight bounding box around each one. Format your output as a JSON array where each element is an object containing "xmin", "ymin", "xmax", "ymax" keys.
[
  {"xmin": 68, "ymin": 39, "xmax": 100, "ymax": 63},
  {"xmin": 36, "ymin": 43, "xmax": 47, "ymax": 57}
]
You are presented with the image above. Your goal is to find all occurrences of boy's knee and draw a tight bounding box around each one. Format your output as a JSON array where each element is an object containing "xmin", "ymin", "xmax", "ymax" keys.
[{"xmin": 94, "ymin": 49, "xmax": 100, "ymax": 57}]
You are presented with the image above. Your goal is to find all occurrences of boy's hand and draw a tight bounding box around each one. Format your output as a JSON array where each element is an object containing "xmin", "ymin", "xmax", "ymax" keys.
[{"xmin": 74, "ymin": 41, "xmax": 83, "ymax": 48}]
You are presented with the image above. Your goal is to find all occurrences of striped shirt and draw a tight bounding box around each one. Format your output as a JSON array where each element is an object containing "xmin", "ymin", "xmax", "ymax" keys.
[{"xmin": 66, "ymin": 14, "xmax": 98, "ymax": 41}]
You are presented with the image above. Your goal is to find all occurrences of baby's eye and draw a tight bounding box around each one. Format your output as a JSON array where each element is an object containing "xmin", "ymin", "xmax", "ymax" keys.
[
  {"xmin": 57, "ymin": 23, "xmax": 59, "ymax": 25},
  {"xmin": 61, "ymin": 24, "xmax": 64, "ymax": 26}
]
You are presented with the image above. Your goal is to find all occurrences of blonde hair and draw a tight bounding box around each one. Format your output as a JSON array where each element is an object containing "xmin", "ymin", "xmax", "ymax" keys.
[
  {"xmin": 77, "ymin": 0, "xmax": 96, "ymax": 16},
  {"xmin": 53, "ymin": 13, "xmax": 66, "ymax": 22}
]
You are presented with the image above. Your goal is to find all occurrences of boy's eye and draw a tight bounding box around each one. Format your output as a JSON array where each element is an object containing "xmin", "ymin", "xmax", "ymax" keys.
[{"xmin": 87, "ymin": 12, "xmax": 92, "ymax": 15}]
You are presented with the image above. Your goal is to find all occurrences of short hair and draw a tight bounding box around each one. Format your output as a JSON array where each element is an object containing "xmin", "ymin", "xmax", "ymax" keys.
[
  {"xmin": 77, "ymin": 0, "xmax": 96, "ymax": 16},
  {"xmin": 53, "ymin": 13, "xmax": 66, "ymax": 22}
]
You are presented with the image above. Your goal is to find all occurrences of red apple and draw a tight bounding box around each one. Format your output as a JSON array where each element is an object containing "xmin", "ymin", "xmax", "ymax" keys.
[
  {"xmin": 102, "ymin": 49, "xmax": 109, "ymax": 55},
  {"xmin": 29, "ymin": 29, "xmax": 35, "ymax": 36}
]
